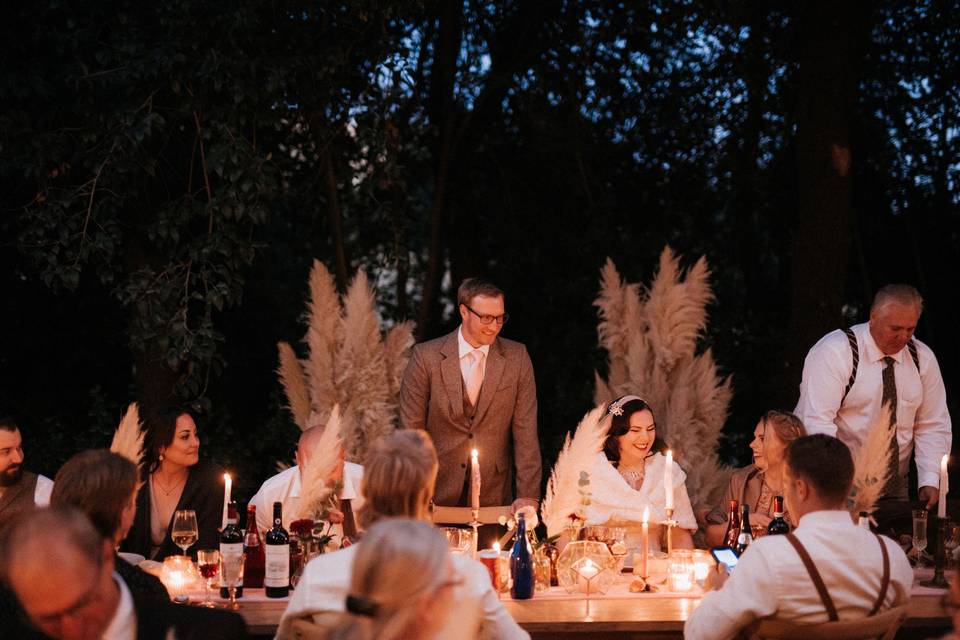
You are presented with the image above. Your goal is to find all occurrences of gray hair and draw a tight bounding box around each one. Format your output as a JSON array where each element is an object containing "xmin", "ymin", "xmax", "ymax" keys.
[
  {"xmin": 0, "ymin": 506, "xmax": 104, "ymax": 583},
  {"xmin": 871, "ymin": 284, "xmax": 923, "ymax": 314}
]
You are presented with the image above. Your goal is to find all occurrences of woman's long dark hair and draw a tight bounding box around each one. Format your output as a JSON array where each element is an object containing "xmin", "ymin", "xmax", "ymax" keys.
[
  {"xmin": 142, "ymin": 405, "xmax": 192, "ymax": 474},
  {"xmin": 602, "ymin": 397, "xmax": 668, "ymax": 464}
]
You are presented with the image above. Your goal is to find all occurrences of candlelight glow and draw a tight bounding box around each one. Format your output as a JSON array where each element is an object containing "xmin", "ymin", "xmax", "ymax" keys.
[{"xmin": 642, "ymin": 506, "xmax": 649, "ymax": 523}]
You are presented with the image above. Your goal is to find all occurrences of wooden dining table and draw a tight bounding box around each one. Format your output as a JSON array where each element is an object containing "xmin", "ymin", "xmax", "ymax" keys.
[{"xmin": 226, "ymin": 568, "xmax": 952, "ymax": 639}]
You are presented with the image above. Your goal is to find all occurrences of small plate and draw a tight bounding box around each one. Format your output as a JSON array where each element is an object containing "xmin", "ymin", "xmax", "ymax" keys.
[{"xmin": 118, "ymin": 552, "xmax": 146, "ymax": 565}]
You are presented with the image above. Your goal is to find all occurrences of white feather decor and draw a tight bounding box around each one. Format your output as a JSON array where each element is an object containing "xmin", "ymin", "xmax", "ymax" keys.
[
  {"xmin": 849, "ymin": 405, "xmax": 896, "ymax": 518},
  {"xmin": 276, "ymin": 261, "xmax": 413, "ymax": 464},
  {"xmin": 277, "ymin": 341, "xmax": 311, "ymax": 431},
  {"xmin": 298, "ymin": 405, "xmax": 344, "ymax": 520},
  {"xmin": 593, "ymin": 248, "xmax": 732, "ymax": 511},
  {"xmin": 542, "ymin": 406, "xmax": 610, "ymax": 536},
  {"xmin": 110, "ymin": 402, "xmax": 144, "ymax": 468}
]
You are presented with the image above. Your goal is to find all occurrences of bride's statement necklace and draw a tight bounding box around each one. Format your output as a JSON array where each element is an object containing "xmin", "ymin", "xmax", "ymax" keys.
[{"xmin": 618, "ymin": 461, "xmax": 645, "ymax": 490}]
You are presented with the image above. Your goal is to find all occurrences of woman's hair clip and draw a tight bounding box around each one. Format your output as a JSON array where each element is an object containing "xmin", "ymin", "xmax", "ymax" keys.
[
  {"xmin": 607, "ymin": 395, "xmax": 647, "ymax": 417},
  {"xmin": 346, "ymin": 594, "xmax": 380, "ymax": 617}
]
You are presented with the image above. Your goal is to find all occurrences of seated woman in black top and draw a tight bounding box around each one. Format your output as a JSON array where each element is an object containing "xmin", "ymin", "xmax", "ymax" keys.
[
  {"xmin": 51, "ymin": 449, "xmax": 169, "ymax": 603},
  {"xmin": 121, "ymin": 407, "xmax": 224, "ymax": 560}
]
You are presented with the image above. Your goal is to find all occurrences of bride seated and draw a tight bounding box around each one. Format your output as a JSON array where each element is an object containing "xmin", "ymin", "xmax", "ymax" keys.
[{"xmin": 545, "ymin": 395, "xmax": 697, "ymax": 559}]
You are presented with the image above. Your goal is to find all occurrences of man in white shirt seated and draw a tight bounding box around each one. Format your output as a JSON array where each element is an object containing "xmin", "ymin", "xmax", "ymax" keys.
[
  {"xmin": 0, "ymin": 505, "xmax": 247, "ymax": 640},
  {"xmin": 0, "ymin": 417, "xmax": 53, "ymax": 530},
  {"xmin": 794, "ymin": 284, "xmax": 951, "ymax": 509},
  {"xmin": 685, "ymin": 434, "xmax": 913, "ymax": 640},
  {"xmin": 249, "ymin": 423, "xmax": 363, "ymax": 545}
]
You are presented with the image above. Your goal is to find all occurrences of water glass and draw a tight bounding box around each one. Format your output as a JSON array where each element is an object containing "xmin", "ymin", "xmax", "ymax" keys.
[
  {"xmin": 441, "ymin": 527, "xmax": 475, "ymax": 556},
  {"xmin": 220, "ymin": 551, "xmax": 246, "ymax": 609}
]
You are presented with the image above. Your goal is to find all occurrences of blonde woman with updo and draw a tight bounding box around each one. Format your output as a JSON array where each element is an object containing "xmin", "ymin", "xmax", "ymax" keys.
[
  {"xmin": 326, "ymin": 519, "xmax": 469, "ymax": 640},
  {"xmin": 703, "ymin": 410, "xmax": 806, "ymax": 547},
  {"xmin": 275, "ymin": 430, "xmax": 528, "ymax": 640}
]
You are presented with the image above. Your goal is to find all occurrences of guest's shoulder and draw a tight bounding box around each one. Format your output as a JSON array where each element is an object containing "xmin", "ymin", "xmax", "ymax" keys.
[{"xmin": 729, "ymin": 464, "xmax": 760, "ymax": 484}]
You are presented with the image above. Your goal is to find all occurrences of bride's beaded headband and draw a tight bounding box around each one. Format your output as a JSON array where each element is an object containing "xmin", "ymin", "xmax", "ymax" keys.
[{"xmin": 607, "ymin": 395, "xmax": 647, "ymax": 417}]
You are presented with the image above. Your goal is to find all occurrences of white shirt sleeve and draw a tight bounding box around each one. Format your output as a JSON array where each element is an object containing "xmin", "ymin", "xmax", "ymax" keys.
[
  {"xmin": 250, "ymin": 485, "xmax": 270, "ymax": 535},
  {"xmin": 34, "ymin": 474, "xmax": 54, "ymax": 507},
  {"xmin": 912, "ymin": 348, "xmax": 952, "ymax": 489},
  {"xmin": 453, "ymin": 556, "xmax": 530, "ymax": 640},
  {"xmin": 794, "ymin": 335, "xmax": 849, "ymax": 437},
  {"xmin": 684, "ymin": 543, "xmax": 780, "ymax": 640}
]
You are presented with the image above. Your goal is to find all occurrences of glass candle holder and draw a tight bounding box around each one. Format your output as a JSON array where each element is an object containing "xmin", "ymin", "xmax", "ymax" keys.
[
  {"xmin": 556, "ymin": 540, "xmax": 614, "ymax": 595},
  {"xmin": 692, "ymin": 549, "xmax": 714, "ymax": 586},
  {"xmin": 161, "ymin": 555, "xmax": 197, "ymax": 603},
  {"xmin": 667, "ymin": 549, "xmax": 695, "ymax": 593}
]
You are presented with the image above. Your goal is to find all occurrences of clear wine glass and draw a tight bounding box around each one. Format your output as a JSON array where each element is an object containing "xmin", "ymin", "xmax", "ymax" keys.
[
  {"xmin": 197, "ymin": 549, "xmax": 220, "ymax": 607},
  {"xmin": 912, "ymin": 509, "xmax": 928, "ymax": 565},
  {"xmin": 172, "ymin": 510, "xmax": 199, "ymax": 555},
  {"xmin": 220, "ymin": 552, "xmax": 246, "ymax": 609},
  {"xmin": 944, "ymin": 522, "xmax": 960, "ymax": 569}
]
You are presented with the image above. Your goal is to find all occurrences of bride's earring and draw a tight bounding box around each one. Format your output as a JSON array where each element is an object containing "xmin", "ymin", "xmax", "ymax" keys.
[{"xmin": 159, "ymin": 452, "xmax": 165, "ymax": 462}]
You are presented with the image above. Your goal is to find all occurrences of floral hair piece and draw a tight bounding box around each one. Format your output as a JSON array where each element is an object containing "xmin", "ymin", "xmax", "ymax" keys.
[{"xmin": 607, "ymin": 395, "xmax": 647, "ymax": 417}]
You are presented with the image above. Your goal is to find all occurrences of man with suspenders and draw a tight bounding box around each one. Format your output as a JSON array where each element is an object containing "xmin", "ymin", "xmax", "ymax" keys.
[
  {"xmin": 685, "ymin": 435, "xmax": 912, "ymax": 640},
  {"xmin": 794, "ymin": 284, "xmax": 951, "ymax": 509}
]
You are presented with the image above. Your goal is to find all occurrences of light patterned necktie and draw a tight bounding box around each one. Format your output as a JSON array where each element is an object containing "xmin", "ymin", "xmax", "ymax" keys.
[
  {"xmin": 882, "ymin": 356, "xmax": 902, "ymax": 496},
  {"xmin": 465, "ymin": 349, "xmax": 486, "ymax": 406}
]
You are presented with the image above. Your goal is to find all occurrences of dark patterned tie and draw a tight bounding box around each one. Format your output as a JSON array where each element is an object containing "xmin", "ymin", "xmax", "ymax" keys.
[{"xmin": 882, "ymin": 356, "xmax": 902, "ymax": 496}]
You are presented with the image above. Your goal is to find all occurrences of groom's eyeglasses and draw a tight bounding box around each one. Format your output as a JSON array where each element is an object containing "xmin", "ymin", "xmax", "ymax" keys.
[{"xmin": 464, "ymin": 304, "xmax": 509, "ymax": 326}]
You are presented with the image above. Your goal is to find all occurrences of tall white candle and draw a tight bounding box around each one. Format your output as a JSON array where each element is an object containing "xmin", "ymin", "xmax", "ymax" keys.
[
  {"xmin": 665, "ymin": 450, "xmax": 674, "ymax": 511},
  {"xmin": 641, "ymin": 506, "xmax": 650, "ymax": 578},
  {"xmin": 939, "ymin": 455, "xmax": 949, "ymax": 519},
  {"xmin": 222, "ymin": 473, "xmax": 232, "ymax": 529},
  {"xmin": 471, "ymin": 449, "xmax": 481, "ymax": 512}
]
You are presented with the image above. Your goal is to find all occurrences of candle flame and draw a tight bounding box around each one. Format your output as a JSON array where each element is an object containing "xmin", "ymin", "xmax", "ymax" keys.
[
  {"xmin": 471, "ymin": 449, "xmax": 479, "ymax": 459},
  {"xmin": 493, "ymin": 542, "xmax": 500, "ymax": 554},
  {"xmin": 584, "ymin": 558, "xmax": 594, "ymax": 569},
  {"xmin": 224, "ymin": 473, "xmax": 231, "ymax": 482},
  {"xmin": 666, "ymin": 450, "xmax": 673, "ymax": 461},
  {"xmin": 642, "ymin": 506, "xmax": 649, "ymax": 523}
]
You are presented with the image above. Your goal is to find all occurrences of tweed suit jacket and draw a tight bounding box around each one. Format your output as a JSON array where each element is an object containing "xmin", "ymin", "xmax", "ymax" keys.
[{"xmin": 399, "ymin": 329, "xmax": 542, "ymax": 506}]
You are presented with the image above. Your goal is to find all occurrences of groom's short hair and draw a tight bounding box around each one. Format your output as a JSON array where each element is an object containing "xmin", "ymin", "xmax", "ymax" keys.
[{"xmin": 458, "ymin": 278, "xmax": 504, "ymax": 306}]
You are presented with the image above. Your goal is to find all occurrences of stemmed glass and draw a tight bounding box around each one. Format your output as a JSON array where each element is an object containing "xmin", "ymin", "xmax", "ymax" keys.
[
  {"xmin": 196, "ymin": 549, "xmax": 221, "ymax": 608},
  {"xmin": 220, "ymin": 552, "xmax": 246, "ymax": 609},
  {"xmin": 912, "ymin": 509, "xmax": 928, "ymax": 565},
  {"xmin": 172, "ymin": 510, "xmax": 199, "ymax": 555}
]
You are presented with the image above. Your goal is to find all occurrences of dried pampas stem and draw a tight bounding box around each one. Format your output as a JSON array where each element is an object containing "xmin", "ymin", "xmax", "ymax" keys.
[
  {"xmin": 542, "ymin": 406, "xmax": 610, "ymax": 536},
  {"xmin": 849, "ymin": 404, "xmax": 896, "ymax": 518},
  {"xmin": 593, "ymin": 248, "xmax": 732, "ymax": 511},
  {"xmin": 298, "ymin": 405, "xmax": 344, "ymax": 520},
  {"xmin": 110, "ymin": 402, "xmax": 144, "ymax": 468},
  {"xmin": 277, "ymin": 341, "xmax": 311, "ymax": 431}
]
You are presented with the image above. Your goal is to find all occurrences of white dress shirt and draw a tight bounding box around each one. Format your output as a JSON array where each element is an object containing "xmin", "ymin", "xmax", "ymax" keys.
[
  {"xmin": 684, "ymin": 510, "xmax": 913, "ymax": 640},
  {"xmin": 34, "ymin": 474, "xmax": 54, "ymax": 506},
  {"xmin": 101, "ymin": 572, "xmax": 137, "ymax": 640},
  {"xmin": 250, "ymin": 462, "xmax": 363, "ymax": 542},
  {"xmin": 794, "ymin": 322, "xmax": 951, "ymax": 489},
  {"xmin": 275, "ymin": 543, "xmax": 527, "ymax": 640}
]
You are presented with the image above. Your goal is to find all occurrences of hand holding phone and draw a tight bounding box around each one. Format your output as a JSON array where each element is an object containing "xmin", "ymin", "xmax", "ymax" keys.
[{"xmin": 710, "ymin": 546, "xmax": 739, "ymax": 574}]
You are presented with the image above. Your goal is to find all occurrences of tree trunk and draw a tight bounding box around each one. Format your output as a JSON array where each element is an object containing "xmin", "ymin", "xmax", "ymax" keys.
[
  {"xmin": 416, "ymin": 0, "xmax": 461, "ymax": 340},
  {"xmin": 782, "ymin": 2, "xmax": 866, "ymax": 401}
]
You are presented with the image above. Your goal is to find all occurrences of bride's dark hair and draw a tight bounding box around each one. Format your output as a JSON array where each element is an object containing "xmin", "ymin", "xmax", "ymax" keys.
[{"xmin": 602, "ymin": 397, "xmax": 668, "ymax": 464}]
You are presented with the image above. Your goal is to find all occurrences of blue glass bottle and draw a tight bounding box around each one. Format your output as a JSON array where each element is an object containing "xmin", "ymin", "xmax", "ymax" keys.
[{"xmin": 510, "ymin": 512, "xmax": 535, "ymax": 599}]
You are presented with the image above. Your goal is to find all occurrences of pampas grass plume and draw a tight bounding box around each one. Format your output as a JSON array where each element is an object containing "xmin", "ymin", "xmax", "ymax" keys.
[{"xmin": 110, "ymin": 402, "xmax": 144, "ymax": 468}]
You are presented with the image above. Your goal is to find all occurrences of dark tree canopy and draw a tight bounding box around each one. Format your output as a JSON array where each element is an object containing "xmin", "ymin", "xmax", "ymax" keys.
[{"xmin": 2, "ymin": 0, "xmax": 957, "ymax": 499}]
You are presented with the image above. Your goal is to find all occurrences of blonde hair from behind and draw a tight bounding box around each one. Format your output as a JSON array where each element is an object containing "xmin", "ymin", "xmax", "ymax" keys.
[
  {"xmin": 358, "ymin": 430, "xmax": 438, "ymax": 529},
  {"xmin": 329, "ymin": 519, "xmax": 453, "ymax": 640}
]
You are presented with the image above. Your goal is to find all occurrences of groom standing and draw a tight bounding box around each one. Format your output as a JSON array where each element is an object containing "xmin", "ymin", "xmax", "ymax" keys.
[{"xmin": 399, "ymin": 278, "xmax": 541, "ymax": 512}]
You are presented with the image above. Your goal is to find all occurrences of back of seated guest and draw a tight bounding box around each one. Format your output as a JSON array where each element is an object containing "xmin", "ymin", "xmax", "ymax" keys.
[
  {"xmin": 685, "ymin": 434, "xmax": 913, "ymax": 640},
  {"xmin": 51, "ymin": 449, "xmax": 169, "ymax": 603},
  {"xmin": 121, "ymin": 406, "xmax": 224, "ymax": 560},
  {"xmin": 275, "ymin": 430, "xmax": 528, "ymax": 640},
  {"xmin": 326, "ymin": 519, "xmax": 473, "ymax": 640},
  {"xmin": 0, "ymin": 505, "xmax": 248, "ymax": 640}
]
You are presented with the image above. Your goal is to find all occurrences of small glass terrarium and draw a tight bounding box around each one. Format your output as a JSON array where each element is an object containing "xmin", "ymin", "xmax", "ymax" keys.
[{"xmin": 556, "ymin": 540, "xmax": 615, "ymax": 595}]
